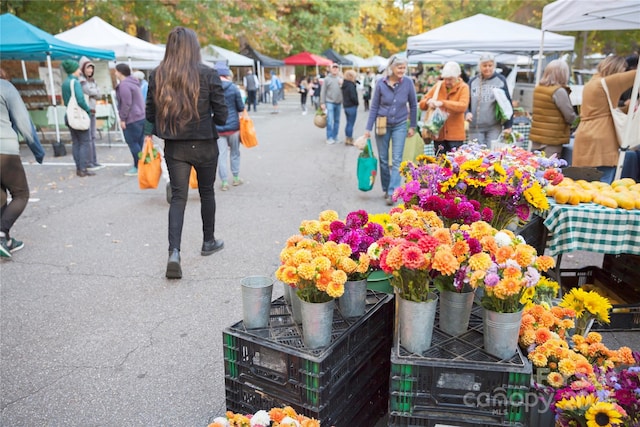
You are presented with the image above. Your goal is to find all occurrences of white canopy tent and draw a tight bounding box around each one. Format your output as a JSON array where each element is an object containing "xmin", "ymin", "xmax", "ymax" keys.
[
  {"xmin": 201, "ymin": 45, "xmax": 254, "ymax": 67},
  {"xmin": 540, "ymin": 0, "xmax": 640, "ymax": 178},
  {"xmin": 56, "ymin": 16, "xmax": 165, "ymax": 62},
  {"xmin": 407, "ymin": 14, "xmax": 575, "ymax": 58}
]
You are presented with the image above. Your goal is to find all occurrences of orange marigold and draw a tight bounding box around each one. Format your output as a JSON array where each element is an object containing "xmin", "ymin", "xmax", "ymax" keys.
[
  {"xmin": 432, "ymin": 248, "xmax": 460, "ymax": 275},
  {"xmin": 495, "ymin": 246, "xmax": 515, "ymax": 264},
  {"xmin": 269, "ymin": 408, "xmax": 286, "ymax": 423},
  {"xmin": 468, "ymin": 252, "xmax": 492, "ymax": 270},
  {"xmin": 385, "ymin": 246, "xmax": 404, "ymax": 270},
  {"xmin": 432, "ymin": 228, "xmax": 453, "ymax": 245},
  {"xmin": 402, "ymin": 245, "xmax": 427, "ymax": 269},
  {"xmin": 535, "ymin": 328, "xmax": 553, "ymax": 345},
  {"xmin": 535, "ymin": 255, "xmax": 556, "ymax": 272}
]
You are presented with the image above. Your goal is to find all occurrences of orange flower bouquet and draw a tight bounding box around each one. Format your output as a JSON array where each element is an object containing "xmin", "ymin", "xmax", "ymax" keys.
[
  {"xmin": 275, "ymin": 235, "xmax": 352, "ymax": 303},
  {"xmin": 209, "ymin": 405, "xmax": 321, "ymax": 427},
  {"xmin": 466, "ymin": 229, "xmax": 556, "ymax": 313}
]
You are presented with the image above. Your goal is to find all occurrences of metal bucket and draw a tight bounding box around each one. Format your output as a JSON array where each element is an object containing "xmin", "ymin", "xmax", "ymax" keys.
[
  {"xmin": 241, "ymin": 276, "xmax": 274, "ymax": 329},
  {"xmin": 339, "ymin": 279, "xmax": 367, "ymax": 318},
  {"xmin": 398, "ymin": 293, "xmax": 438, "ymax": 355},
  {"xmin": 290, "ymin": 288, "xmax": 303, "ymax": 324},
  {"xmin": 483, "ymin": 309, "xmax": 523, "ymax": 359},
  {"xmin": 439, "ymin": 290, "xmax": 475, "ymax": 336},
  {"xmin": 300, "ymin": 299, "xmax": 334, "ymax": 349}
]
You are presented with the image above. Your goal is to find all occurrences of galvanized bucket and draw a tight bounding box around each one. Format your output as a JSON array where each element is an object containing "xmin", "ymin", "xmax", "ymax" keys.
[
  {"xmin": 398, "ymin": 293, "xmax": 438, "ymax": 355},
  {"xmin": 290, "ymin": 288, "xmax": 303, "ymax": 324},
  {"xmin": 439, "ymin": 290, "xmax": 475, "ymax": 336},
  {"xmin": 483, "ymin": 309, "xmax": 523, "ymax": 359},
  {"xmin": 241, "ymin": 276, "xmax": 273, "ymax": 329},
  {"xmin": 300, "ymin": 299, "xmax": 334, "ymax": 349},
  {"xmin": 281, "ymin": 281, "xmax": 292, "ymax": 305},
  {"xmin": 339, "ymin": 279, "xmax": 367, "ymax": 318}
]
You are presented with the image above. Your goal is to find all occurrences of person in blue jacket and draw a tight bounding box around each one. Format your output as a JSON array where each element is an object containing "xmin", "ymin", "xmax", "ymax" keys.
[{"xmin": 214, "ymin": 64, "xmax": 245, "ymax": 191}]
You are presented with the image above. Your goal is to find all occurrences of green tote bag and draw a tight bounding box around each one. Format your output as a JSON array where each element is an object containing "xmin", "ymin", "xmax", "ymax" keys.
[{"xmin": 357, "ymin": 138, "xmax": 378, "ymax": 192}]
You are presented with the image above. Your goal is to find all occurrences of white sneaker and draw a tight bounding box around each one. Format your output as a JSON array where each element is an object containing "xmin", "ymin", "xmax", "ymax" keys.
[
  {"xmin": 326, "ymin": 139, "xmax": 336, "ymax": 145},
  {"xmin": 302, "ymin": 111, "xmax": 307, "ymax": 115}
]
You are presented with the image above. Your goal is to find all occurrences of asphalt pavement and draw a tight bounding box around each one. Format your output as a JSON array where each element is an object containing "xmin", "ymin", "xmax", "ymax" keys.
[{"xmin": 1, "ymin": 94, "xmax": 638, "ymax": 426}]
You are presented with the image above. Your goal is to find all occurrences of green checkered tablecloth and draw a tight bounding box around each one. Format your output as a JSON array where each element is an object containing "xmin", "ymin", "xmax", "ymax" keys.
[{"xmin": 543, "ymin": 199, "xmax": 640, "ymax": 257}]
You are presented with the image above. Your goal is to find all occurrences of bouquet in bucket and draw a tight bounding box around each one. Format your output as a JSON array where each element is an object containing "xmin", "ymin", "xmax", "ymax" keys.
[
  {"xmin": 367, "ymin": 208, "xmax": 465, "ymax": 302},
  {"xmin": 326, "ymin": 210, "xmax": 384, "ymax": 281},
  {"xmin": 465, "ymin": 228, "xmax": 556, "ymax": 313},
  {"xmin": 275, "ymin": 235, "xmax": 352, "ymax": 303},
  {"xmin": 395, "ymin": 142, "xmax": 566, "ymax": 230}
]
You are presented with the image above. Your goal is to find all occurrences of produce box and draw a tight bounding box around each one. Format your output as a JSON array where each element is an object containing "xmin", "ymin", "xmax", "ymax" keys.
[
  {"xmin": 223, "ymin": 291, "xmax": 393, "ymax": 426},
  {"xmin": 388, "ymin": 305, "xmax": 532, "ymax": 426},
  {"xmin": 560, "ymin": 266, "xmax": 640, "ymax": 331}
]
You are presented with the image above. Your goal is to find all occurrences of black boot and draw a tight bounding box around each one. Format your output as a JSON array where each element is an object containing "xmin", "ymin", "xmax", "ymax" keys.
[
  {"xmin": 166, "ymin": 249, "xmax": 182, "ymax": 279},
  {"xmin": 201, "ymin": 239, "xmax": 224, "ymax": 256}
]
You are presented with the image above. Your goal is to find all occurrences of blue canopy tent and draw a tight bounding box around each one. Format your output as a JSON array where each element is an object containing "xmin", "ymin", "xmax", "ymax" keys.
[{"xmin": 0, "ymin": 13, "xmax": 115, "ymax": 144}]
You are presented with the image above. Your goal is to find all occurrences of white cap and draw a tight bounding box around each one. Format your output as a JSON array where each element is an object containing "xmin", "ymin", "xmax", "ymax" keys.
[
  {"xmin": 133, "ymin": 71, "xmax": 145, "ymax": 80},
  {"xmin": 441, "ymin": 62, "xmax": 461, "ymax": 78}
]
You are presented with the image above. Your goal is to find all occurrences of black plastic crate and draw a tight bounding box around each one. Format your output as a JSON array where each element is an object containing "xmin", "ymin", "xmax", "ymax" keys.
[
  {"xmin": 388, "ymin": 412, "xmax": 519, "ymax": 427},
  {"xmin": 560, "ymin": 266, "xmax": 640, "ymax": 331},
  {"xmin": 224, "ymin": 291, "xmax": 394, "ymax": 410},
  {"xmin": 225, "ymin": 345, "xmax": 389, "ymax": 427},
  {"xmin": 515, "ymin": 214, "xmax": 547, "ymax": 256},
  {"xmin": 389, "ymin": 320, "xmax": 531, "ymax": 426}
]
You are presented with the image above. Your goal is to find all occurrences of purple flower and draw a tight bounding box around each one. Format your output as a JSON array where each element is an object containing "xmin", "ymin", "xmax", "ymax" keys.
[{"xmin": 484, "ymin": 272, "xmax": 500, "ymax": 287}]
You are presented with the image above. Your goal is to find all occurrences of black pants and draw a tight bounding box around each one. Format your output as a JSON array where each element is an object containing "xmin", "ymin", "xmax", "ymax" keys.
[
  {"xmin": 164, "ymin": 139, "xmax": 219, "ymax": 251},
  {"xmin": 0, "ymin": 154, "xmax": 29, "ymax": 238}
]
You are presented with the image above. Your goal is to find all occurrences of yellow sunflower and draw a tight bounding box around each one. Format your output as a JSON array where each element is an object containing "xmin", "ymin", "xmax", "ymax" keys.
[{"xmin": 585, "ymin": 401, "xmax": 625, "ymax": 427}]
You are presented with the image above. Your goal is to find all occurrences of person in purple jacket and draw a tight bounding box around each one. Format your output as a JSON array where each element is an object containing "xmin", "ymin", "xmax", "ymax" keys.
[
  {"xmin": 364, "ymin": 55, "xmax": 418, "ymax": 205},
  {"xmin": 115, "ymin": 63, "xmax": 146, "ymax": 176}
]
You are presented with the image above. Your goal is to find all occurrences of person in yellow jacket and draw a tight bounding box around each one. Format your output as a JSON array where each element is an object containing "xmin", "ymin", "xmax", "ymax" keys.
[
  {"xmin": 419, "ymin": 61, "xmax": 469, "ymax": 153},
  {"xmin": 529, "ymin": 59, "xmax": 577, "ymax": 159}
]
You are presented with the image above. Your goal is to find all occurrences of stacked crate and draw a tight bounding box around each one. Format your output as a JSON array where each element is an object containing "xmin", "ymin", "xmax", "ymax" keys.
[
  {"xmin": 223, "ymin": 291, "xmax": 394, "ymax": 426},
  {"xmin": 388, "ymin": 305, "xmax": 532, "ymax": 427}
]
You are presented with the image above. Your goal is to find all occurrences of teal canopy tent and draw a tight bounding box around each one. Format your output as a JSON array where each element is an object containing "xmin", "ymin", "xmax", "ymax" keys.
[{"xmin": 0, "ymin": 13, "xmax": 115, "ymax": 144}]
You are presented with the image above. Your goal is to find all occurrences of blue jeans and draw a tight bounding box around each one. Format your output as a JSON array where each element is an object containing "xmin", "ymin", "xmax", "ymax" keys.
[
  {"xmin": 66, "ymin": 117, "xmax": 91, "ymax": 171},
  {"xmin": 468, "ymin": 125, "xmax": 502, "ymax": 147},
  {"xmin": 597, "ymin": 166, "xmax": 616, "ymax": 184},
  {"xmin": 164, "ymin": 139, "xmax": 219, "ymax": 251},
  {"xmin": 217, "ymin": 131, "xmax": 241, "ymax": 182},
  {"xmin": 375, "ymin": 122, "xmax": 408, "ymax": 197},
  {"xmin": 343, "ymin": 106, "xmax": 357, "ymax": 139},
  {"xmin": 123, "ymin": 119, "xmax": 145, "ymax": 168},
  {"xmin": 325, "ymin": 102, "xmax": 341, "ymax": 141}
]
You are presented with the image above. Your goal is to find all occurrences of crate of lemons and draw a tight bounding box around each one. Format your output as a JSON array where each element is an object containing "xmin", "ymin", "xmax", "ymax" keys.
[{"xmin": 546, "ymin": 177, "xmax": 640, "ymax": 209}]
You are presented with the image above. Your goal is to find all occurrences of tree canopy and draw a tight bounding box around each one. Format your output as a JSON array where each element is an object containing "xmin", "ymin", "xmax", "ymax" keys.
[{"xmin": 2, "ymin": 0, "xmax": 637, "ymax": 65}]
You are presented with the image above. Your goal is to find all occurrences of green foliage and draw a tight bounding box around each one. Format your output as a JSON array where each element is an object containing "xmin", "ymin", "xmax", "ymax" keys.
[{"xmin": 3, "ymin": 0, "xmax": 638, "ymax": 63}]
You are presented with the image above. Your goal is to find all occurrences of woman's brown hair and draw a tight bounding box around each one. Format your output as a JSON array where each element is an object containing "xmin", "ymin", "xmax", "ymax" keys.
[{"xmin": 154, "ymin": 27, "xmax": 202, "ymax": 135}]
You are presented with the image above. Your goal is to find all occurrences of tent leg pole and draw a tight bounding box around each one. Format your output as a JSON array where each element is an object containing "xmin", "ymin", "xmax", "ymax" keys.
[{"xmin": 47, "ymin": 55, "xmax": 61, "ymax": 144}]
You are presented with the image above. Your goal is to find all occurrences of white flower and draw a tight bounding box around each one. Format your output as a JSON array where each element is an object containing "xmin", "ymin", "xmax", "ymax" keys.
[
  {"xmin": 494, "ymin": 231, "xmax": 512, "ymax": 247},
  {"xmin": 212, "ymin": 418, "xmax": 229, "ymax": 427},
  {"xmin": 250, "ymin": 410, "xmax": 271, "ymax": 426}
]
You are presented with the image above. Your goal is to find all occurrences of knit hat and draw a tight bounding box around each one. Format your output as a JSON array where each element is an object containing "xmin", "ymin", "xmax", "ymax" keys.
[
  {"xmin": 215, "ymin": 63, "xmax": 231, "ymax": 77},
  {"xmin": 441, "ymin": 61, "xmax": 461, "ymax": 78},
  {"xmin": 61, "ymin": 59, "xmax": 79, "ymax": 74}
]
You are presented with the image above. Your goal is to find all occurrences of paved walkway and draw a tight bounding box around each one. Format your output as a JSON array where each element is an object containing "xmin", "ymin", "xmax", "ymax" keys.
[{"xmin": 1, "ymin": 95, "xmax": 637, "ymax": 426}]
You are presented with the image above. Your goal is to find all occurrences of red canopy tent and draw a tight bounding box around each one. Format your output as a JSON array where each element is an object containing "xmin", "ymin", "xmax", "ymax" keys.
[{"xmin": 283, "ymin": 51, "xmax": 333, "ymax": 77}]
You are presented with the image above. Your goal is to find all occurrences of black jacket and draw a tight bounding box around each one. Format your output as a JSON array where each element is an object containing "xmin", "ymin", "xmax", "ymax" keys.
[
  {"xmin": 146, "ymin": 64, "xmax": 228, "ymax": 140},
  {"xmin": 341, "ymin": 80, "xmax": 359, "ymax": 108}
]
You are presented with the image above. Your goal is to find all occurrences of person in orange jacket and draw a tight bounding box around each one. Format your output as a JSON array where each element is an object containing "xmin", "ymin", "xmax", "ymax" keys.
[{"xmin": 419, "ymin": 61, "xmax": 470, "ymax": 153}]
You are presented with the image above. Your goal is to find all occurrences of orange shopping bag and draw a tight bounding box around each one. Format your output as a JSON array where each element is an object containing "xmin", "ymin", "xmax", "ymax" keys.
[
  {"xmin": 239, "ymin": 109, "xmax": 258, "ymax": 148},
  {"xmin": 138, "ymin": 136, "xmax": 162, "ymax": 189},
  {"xmin": 189, "ymin": 167, "xmax": 198, "ymax": 189}
]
